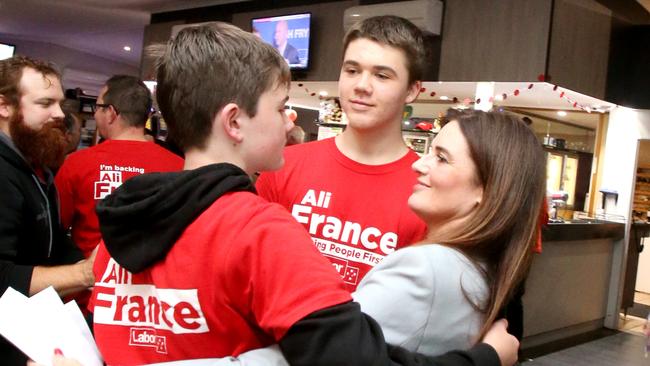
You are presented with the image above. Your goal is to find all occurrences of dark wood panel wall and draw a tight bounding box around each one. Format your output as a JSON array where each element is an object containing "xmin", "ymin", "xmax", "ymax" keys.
[
  {"xmin": 547, "ymin": 0, "xmax": 612, "ymax": 100},
  {"xmin": 231, "ymin": 1, "xmax": 357, "ymax": 81},
  {"xmin": 140, "ymin": 0, "xmax": 618, "ymax": 100},
  {"xmin": 438, "ymin": 0, "xmax": 552, "ymax": 82}
]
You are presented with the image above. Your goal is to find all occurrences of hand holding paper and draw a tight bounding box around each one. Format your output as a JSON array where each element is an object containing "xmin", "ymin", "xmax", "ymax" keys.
[{"xmin": 0, "ymin": 287, "xmax": 102, "ymax": 366}]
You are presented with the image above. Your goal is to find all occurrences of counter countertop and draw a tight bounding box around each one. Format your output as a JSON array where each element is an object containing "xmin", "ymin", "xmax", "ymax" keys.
[{"xmin": 543, "ymin": 221, "xmax": 625, "ymax": 241}]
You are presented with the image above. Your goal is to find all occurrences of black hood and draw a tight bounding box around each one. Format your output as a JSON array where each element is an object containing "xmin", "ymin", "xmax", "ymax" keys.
[{"xmin": 96, "ymin": 163, "xmax": 254, "ymax": 273}]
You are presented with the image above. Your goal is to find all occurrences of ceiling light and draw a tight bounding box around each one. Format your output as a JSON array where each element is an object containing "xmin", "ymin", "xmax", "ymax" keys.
[
  {"xmin": 557, "ymin": 111, "xmax": 567, "ymax": 117},
  {"xmin": 439, "ymin": 96, "xmax": 448, "ymax": 100},
  {"xmin": 123, "ymin": 46, "xmax": 131, "ymax": 52},
  {"xmin": 351, "ymin": 14, "xmax": 360, "ymax": 17},
  {"xmin": 318, "ymin": 90, "xmax": 328, "ymax": 97},
  {"xmin": 494, "ymin": 94, "xmax": 503, "ymax": 101}
]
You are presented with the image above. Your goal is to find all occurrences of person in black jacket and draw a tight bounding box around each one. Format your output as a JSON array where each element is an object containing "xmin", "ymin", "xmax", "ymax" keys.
[{"xmin": 0, "ymin": 56, "xmax": 96, "ymax": 365}]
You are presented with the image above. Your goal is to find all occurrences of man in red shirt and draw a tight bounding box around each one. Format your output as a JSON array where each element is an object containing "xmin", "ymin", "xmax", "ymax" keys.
[
  {"xmin": 55, "ymin": 75, "xmax": 183, "ymax": 258},
  {"xmin": 257, "ymin": 16, "xmax": 428, "ymax": 291}
]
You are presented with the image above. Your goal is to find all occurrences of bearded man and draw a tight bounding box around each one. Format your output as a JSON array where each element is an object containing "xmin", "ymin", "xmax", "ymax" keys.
[{"xmin": 0, "ymin": 56, "xmax": 96, "ymax": 365}]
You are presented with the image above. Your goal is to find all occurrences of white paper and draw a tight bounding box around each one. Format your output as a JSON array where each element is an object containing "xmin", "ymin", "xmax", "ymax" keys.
[{"xmin": 0, "ymin": 287, "xmax": 103, "ymax": 366}]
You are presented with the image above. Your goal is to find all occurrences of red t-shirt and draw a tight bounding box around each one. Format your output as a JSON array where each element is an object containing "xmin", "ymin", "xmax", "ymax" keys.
[
  {"xmin": 90, "ymin": 191, "xmax": 351, "ymax": 365},
  {"xmin": 55, "ymin": 140, "xmax": 183, "ymax": 256},
  {"xmin": 257, "ymin": 138, "xmax": 427, "ymax": 291}
]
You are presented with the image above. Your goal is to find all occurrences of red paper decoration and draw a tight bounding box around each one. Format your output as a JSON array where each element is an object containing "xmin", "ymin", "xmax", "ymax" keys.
[
  {"xmin": 430, "ymin": 91, "xmax": 436, "ymax": 97},
  {"xmin": 514, "ymin": 89, "xmax": 520, "ymax": 96},
  {"xmin": 420, "ymin": 87, "xmax": 426, "ymax": 92}
]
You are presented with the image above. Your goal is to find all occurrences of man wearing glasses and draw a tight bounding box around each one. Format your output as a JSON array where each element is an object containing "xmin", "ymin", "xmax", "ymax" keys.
[{"xmin": 55, "ymin": 75, "xmax": 182, "ymax": 276}]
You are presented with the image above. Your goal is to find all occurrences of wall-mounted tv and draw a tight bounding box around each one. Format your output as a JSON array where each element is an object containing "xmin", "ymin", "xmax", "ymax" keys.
[
  {"xmin": 252, "ymin": 13, "xmax": 311, "ymax": 71},
  {"xmin": 0, "ymin": 43, "xmax": 16, "ymax": 60}
]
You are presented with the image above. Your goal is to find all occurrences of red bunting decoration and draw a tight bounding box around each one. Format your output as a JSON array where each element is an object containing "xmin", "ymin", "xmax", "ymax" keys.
[
  {"xmin": 296, "ymin": 79, "xmax": 596, "ymax": 113},
  {"xmin": 298, "ymin": 83, "xmax": 303, "ymax": 87},
  {"xmin": 537, "ymin": 74, "xmax": 546, "ymax": 82}
]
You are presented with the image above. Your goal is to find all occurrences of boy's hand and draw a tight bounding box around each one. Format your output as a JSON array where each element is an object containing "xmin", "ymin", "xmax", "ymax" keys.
[{"xmin": 482, "ymin": 319, "xmax": 519, "ymax": 366}]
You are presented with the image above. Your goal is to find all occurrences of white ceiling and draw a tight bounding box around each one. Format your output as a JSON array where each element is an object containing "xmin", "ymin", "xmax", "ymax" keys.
[
  {"xmin": 289, "ymin": 81, "xmax": 616, "ymax": 130},
  {"xmin": 0, "ymin": 0, "xmax": 249, "ymax": 66}
]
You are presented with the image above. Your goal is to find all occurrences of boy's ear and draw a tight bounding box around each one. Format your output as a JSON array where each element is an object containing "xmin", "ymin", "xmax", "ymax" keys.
[
  {"xmin": 405, "ymin": 80, "xmax": 422, "ymax": 104},
  {"xmin": 219, "ymin": 103, "xmax": 245, "ymax": 143}
]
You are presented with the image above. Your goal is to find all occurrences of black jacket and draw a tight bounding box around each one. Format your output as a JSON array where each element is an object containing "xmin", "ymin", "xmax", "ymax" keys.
[
  {"xmin": 97, "ymin": 163, "xmax": 501, "ymax": 366},
  {"xmin": 0, "ymin": 133, "xmax": 83, "ymax": 365}
]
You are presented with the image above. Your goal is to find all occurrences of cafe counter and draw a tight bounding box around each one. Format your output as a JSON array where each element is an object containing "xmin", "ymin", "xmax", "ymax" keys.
[{"xmin": 521, "ymin": 221, "xmax": 625, "ymax": 349}]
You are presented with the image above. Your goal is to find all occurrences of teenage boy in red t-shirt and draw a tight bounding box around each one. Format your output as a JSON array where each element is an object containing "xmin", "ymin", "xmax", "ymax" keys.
[
  {"xmin": 256, "ymin": 16, "xmax": 428, "ymax": 291},
  {"xmin": 88, "ymin": 22, "xmax": 517, "ymax": 366}
]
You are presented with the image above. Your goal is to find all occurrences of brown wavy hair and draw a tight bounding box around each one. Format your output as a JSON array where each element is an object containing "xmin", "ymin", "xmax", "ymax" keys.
[
  {"xmin": 0, "ymin": 56, "xmax": 60, "ymax": 109},
  {"xmin": 431, "ymin": 109, "xmax": 546, "ymax": 340}
]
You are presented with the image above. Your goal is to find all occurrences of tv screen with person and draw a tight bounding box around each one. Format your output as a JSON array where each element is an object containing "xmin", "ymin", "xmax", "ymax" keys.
[
  {"xmin": 0, "ymin": 43, "xmax": 16, "ymax": 60},
  {"xmin": 252, "ymin": 13, "xmax": 311, "ymax": 70}
]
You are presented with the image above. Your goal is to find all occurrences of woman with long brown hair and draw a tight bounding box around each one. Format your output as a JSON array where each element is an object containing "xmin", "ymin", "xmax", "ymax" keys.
[{"xmin": 352, "ymin": 108, "xmax": 545, "ymax": 355}]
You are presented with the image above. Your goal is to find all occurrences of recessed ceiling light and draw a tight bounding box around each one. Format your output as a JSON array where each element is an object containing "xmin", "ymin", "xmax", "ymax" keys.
[
  {"xmin": 351, "ymin": 14, "xmax": 360, "ymax": 17},
  {"xmin": 439, "ymin": 96, "xmax": 449, "ymax": 100},
  {"xmin": 123, "ymin": 46, "xmax": 131, "ymax": 52},
  {"xmin": 318, "ymin": 90, "xmax": 328, "ymax": 97},
  {"xmin": 494, "ymin": 94, "xmax": 503, "ymax": 101},
  {"xmin": 557, "ymin": 111, "xmax": 567, "ymax": 117}
]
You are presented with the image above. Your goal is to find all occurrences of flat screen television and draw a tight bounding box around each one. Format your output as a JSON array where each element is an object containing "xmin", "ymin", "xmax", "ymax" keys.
[
  {"xmin": 252, "ymin": 13, "xmax": 311, "ymax": 71},
  {"xmin": 0, "ymin": 43, "xmax": 16, "ymax": 60}
]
